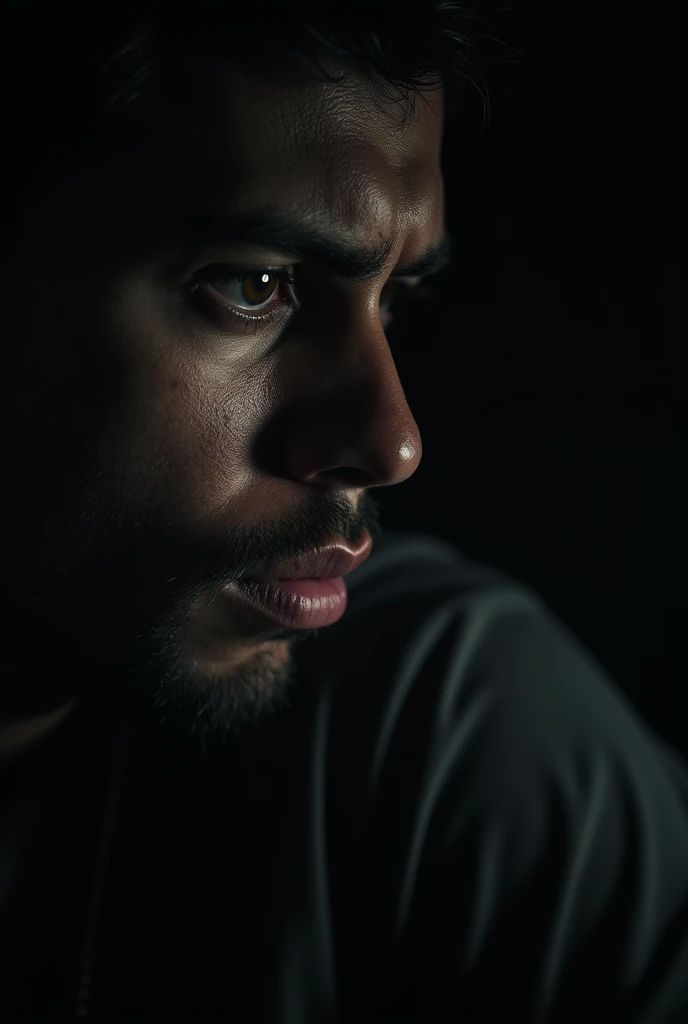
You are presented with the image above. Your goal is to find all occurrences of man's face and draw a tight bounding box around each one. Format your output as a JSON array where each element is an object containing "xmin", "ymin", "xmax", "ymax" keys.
[{"xmin": 1, "ymin": 54, "xmax": 445, "ymax": 747}]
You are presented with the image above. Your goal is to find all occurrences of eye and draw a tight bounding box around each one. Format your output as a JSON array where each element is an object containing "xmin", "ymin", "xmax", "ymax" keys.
[
  {"xmin": 379, "ymin": 281, "xmax": 432, "ymax": 331},
  {"xmin": 379, "ymin": 281, "xmax": 407, "ymax": 328},
  {"xmin": 185, "ymin": 264, "xmax": 431, "ymax": 337},
  {"xmin": 187, "ymin": 265, "xmax": 297, "ymax": 333}
]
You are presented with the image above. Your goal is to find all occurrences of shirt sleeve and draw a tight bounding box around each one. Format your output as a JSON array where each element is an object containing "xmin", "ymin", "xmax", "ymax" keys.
[{"xmin": 352, "ymin": 581, "xmax": 688, "ymax": 1023}]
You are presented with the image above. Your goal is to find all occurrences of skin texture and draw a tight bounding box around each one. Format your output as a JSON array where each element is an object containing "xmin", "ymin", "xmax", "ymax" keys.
[{"xmin": 0, "ymin": 53, "xmax": 445, "ymax": 757}]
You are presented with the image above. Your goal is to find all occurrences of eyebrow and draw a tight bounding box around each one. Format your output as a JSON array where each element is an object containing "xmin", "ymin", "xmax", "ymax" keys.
[{"xmin": 172, "ymin": 206, "xmax": 453, "ymax": 282}]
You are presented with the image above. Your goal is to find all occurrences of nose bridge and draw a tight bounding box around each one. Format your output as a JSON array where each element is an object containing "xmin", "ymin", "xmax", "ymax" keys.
[
  {"xmin": 271, "ymin": 127, "xmax": 439, "ymax": 489},
  {"xmin": 345, "ymin": 317, "xmax": 420, "ymax": 444}
]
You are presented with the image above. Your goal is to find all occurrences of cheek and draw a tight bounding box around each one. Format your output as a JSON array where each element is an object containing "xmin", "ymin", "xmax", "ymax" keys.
[{"xmin": 128, "ymin": 364, "xmax": 273, "ymax": 524}]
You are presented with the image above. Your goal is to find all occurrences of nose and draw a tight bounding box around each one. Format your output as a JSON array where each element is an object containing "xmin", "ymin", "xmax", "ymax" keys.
[{"xmin": 278, "ymin": 316, "xmax": 423, "ymax": 490}]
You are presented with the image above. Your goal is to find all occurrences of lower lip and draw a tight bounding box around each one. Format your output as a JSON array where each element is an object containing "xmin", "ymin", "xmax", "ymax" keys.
[{"xmin": 229, "ymin": 576, "xmax": 348, "ymax": 630}]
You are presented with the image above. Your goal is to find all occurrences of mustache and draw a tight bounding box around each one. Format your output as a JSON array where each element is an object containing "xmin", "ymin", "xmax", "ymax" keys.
[
  {"xmin": 184, "ymin": 493, "xmax": 383, "ymax": 595},
  {"xmin": 15, "ymin": 491, "xmax": 383, "ymax": 628}
]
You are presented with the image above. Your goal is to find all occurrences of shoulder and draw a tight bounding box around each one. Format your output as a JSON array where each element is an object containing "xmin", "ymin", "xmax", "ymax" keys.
[
  {"xmin": 297, "ymin": 530, "xmax": 688, "ymax": 1020},
  {"xmin": 313, "ymin": 528, "xmax": 672, "ymax": 774},
  {"xmin": 296, "ymin": 527, "xmax": 688, "ymax": 903}
]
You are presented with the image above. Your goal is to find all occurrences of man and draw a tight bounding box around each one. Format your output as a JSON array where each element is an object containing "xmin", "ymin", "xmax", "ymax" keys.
[{"xmin": 1, "ymin": 5, "xmax": 687, "ymax": 1022}]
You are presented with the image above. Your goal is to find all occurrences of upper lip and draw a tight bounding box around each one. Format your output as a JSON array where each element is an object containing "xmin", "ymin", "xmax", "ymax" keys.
[{"xmin": 243, "ymin": 529, "xmax": 373, "ymax": 582}]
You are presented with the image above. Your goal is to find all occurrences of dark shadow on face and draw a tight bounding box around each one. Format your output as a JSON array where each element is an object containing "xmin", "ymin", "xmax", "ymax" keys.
[
  {"xmin": 1, "ymin": 486, "xmax": 384, "ymax": 751},
  {"xmin": 0, "ymin": 52, "xmax": 444, "ymax": 749}
]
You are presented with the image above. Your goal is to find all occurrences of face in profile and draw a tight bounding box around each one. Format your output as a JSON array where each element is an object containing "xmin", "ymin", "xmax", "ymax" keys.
[{"xmin": 0, "ymin": 53, "xmax": 446, "ymax": 749}]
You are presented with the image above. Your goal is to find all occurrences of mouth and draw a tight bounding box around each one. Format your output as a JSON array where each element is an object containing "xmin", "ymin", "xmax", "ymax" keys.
[
  {"xmin": 241, "ymin": 528, "xmax": 374, "ymax": 583},
  {"xmin": 224, "ymin": 528, "xmax": 374, "ymax": 631}
]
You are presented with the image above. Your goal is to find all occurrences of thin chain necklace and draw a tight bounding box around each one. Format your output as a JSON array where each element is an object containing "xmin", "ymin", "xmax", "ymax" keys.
[{"xmin": 72, "ymin": 718, "xmax": 133, "ymax": 1021}]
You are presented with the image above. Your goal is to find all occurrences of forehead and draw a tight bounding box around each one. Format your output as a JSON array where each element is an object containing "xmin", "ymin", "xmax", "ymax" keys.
[{"xmin": 135, "ymin": 54, "xmax": 446, "ymax": 252}]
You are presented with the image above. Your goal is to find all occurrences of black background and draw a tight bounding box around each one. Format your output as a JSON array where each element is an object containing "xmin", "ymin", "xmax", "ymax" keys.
[{"xmin": 378, "ymin": 4, "xmax": 686, "ymax": 760}]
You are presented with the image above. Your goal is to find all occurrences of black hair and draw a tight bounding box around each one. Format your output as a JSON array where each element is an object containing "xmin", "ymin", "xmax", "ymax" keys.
[{"xmin": 1, "ymin": 2, "xmax": 519, "ymax": 257}]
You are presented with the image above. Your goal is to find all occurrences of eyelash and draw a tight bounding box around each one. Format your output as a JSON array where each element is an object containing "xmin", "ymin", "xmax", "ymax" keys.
[{"xmin": 186, "ymin": 265, "xmax": 424, "ymax": 337}]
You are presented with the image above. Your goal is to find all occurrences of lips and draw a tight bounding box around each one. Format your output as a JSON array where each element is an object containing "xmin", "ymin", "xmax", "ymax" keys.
[{"xmin": 242, "ymin": 528, "xmax": 373, "ymax": 582}]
